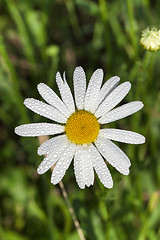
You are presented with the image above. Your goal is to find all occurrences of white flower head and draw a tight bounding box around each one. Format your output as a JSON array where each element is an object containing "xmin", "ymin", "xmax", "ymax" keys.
[
  {"xmin": 15, "ymin": 67, "xmax": 145, "ymax": 189},
  {"xmin": 140, "ymin": 27, "xmax": 160, "ymax": 51}
]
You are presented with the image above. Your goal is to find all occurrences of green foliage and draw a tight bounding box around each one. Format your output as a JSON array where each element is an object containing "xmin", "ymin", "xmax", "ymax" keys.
[{"xmin": 0, "ymin": 0, "xmax": 160, "ymax": 239}]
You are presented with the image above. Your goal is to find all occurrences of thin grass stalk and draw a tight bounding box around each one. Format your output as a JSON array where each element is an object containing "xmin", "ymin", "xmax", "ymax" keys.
[
  {"xmin": 126, "ymin": 0, "xmax": 137, "ymax": 57},
  {"xmin": 6, "ymin": 0, "xmax": 35, "ymax": 63},
  {"xmin": 98, "ymin": 0, "xmax": 112, "ymax": 70},
  {"xmin": 0, "ymin": 39, "xmax": 29, "ymax": 122},
  {"xmin": 65, "ymin": 0, "xmax": 82, "ymax": 39}
]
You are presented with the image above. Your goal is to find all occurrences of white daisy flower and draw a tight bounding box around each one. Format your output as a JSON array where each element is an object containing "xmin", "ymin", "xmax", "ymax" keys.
[{"xmin": 15, "ymin": 67, "xmax": 145, "ymax": 189}]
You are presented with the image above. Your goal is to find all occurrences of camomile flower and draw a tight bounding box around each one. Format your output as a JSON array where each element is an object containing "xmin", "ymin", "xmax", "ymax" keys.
[
  {"xmin": 15, "ymin": 67, "xmax": 145, "ymax": 189},
  {"xmin": 140, "ymin": 27, "xmax": 160, "ymax": 51}
]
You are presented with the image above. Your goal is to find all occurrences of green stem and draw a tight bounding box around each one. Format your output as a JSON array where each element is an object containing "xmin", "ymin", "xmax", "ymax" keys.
[
  {"xmin": 127, "ymin": 52, "xmax": 156, "ymax": 168},
  {"xmin": 65, "ymin": 0, "xmax": 82, "ymax": 39},
  {"xmin": 99, "ymin": 0, "xmax": 112, "ymax": 70},
  {"xmin": 136, "ymin": 51, "xmax": 156, "ymax": 100},
  {"xmin": 126, "ymin": 0, "xmax": 137, "ymax": 57},
  {"xmin": 6, "ymin": 0, "xmax": 35, "ymax": 63}
]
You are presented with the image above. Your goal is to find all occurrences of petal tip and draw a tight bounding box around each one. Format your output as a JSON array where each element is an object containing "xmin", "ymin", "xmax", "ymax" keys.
[
  {"xmin": 37, "ymin": 148, "xmax": 42, "ymax": 156},
  {"xmin": 37, "ymin": 167, "xmax": 43, "ymax": 175},
  {"xmin": 111, "ymin": 76, "xmax": 120, "ymax": 82},
  {"xmin": 107, "ymin": 182, "xmax": 113, "ymax": 189},
  {"xmin": 79, "ymin": 184, "xmax": 85, "ymax": 189},
  {"xmin": 51, "ymin": 179, "xmax": 58, "ymax": 185},
  {"xmin": 56, "ymin": 71, "xmax": 61, "ymax": 79},
  {"xmin": 140, "ymin": 102, "xmax": 144, "ymax": 108},
  {"xmin": 14, "ymin": 126, "xmax": 20, "ymax": 135},
  {"xmin": 126, "ymin": 81, "xmax": 131, "ymax": 88},
  {"xmin": 56, "ymin": 72, "xmax": 63, "ymax": 84},
  {"xmin": 75, "ymin": 66, "xmax": 83, "ymax": 71},
  {"xmin": 123, "ymin": 168, "xmax": 130, "ymax": 176},
  {"xmin": 23, "ymin": 98, "xmax": 30, "ymax": 106},
  {"xmin": 37, "ymin": 82, "xmax": 45, "ymax": 90},
  {"xmin": 141, "ymin": 136, "xmax": 146, "ymax": 144},
  {"xmin": 95, "ymin": 68, "xmax": 104, "ymax": 77}
]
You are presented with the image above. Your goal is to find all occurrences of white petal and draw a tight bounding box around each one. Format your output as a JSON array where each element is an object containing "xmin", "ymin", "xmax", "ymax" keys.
[
  {"xmin": 89, "ymin": 144, "xmax": 113, "ymax": 188},
  {"xmin": 24, "ymin": 98, "xmax": 67, "ymax": 123},
  {"xmin": 37, "ymin": 140, "xmax": 68, "ymax": 174},
  {"xmin": 99, "ymin": 101, "xmax": 144, "ymax": 124},
  {"xmin": 99, "ymin": 129, "xmax": 145, "ymax": 144},
  {"xmin": 101, "ymin": 137, "xmax": 131, "ymax": 167},
  {"xmin": 95, "ymin": 137, "xmax": 130, "ymax": 175},
  {"xmin": 56, "ymin": 72, "xmax": 75, "ymax": 114},
  {"xmin": 95, "ymin": 82, "xmax": 131, "ymax": 118},
  {"xmin": 37, "ymin": 83, "xmax": 70, "ymax": 118},
  {"xmin": 51, "ymin": 143, "xmax": 76, "ymax": 184},
  {"xmin": 74, "ymin": 146, "xmax": 85, "ymax": 189},
  {"xmin": 74, "ymin": 145, "xmax": 94, "ymax": 189},
  {"xmin": 97, "ymin": 76, "xmax": 120, "ymax": 106},
  {"xmin": 15, "ymin": 123, "xmax": 65, "ymax": 137},
  {"xmin": 73, "ymin": 66, "xmax": 86, "ymax": 110},
  {"xmin": 84, "ymin": 69, "xmax": 103, "ymax": 113},
  {"xmin": 37, "ymin": 135, "xmax": 67, "ymax": 156}
]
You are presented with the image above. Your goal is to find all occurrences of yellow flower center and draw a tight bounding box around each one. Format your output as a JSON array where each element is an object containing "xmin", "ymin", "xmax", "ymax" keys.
[{"xmin": 65, "ymin": 110, "xmax": 100, "ymax": 145}]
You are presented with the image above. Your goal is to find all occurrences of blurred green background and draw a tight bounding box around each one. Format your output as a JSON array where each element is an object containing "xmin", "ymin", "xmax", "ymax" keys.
[{"xmin": 0, "ymin": 0, "xmax": 160, "ymax": 239}]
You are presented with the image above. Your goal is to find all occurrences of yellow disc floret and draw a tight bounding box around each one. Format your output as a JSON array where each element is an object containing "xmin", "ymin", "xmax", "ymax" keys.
[{"xmin": 65, "ymin": 110, "xmax": 100, "ymax": 145}]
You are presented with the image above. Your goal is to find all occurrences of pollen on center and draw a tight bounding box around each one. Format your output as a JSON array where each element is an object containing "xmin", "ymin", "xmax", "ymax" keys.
[{"xmin": 65, "ymin": 110, "xmax": 100, "ymax": 145}]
